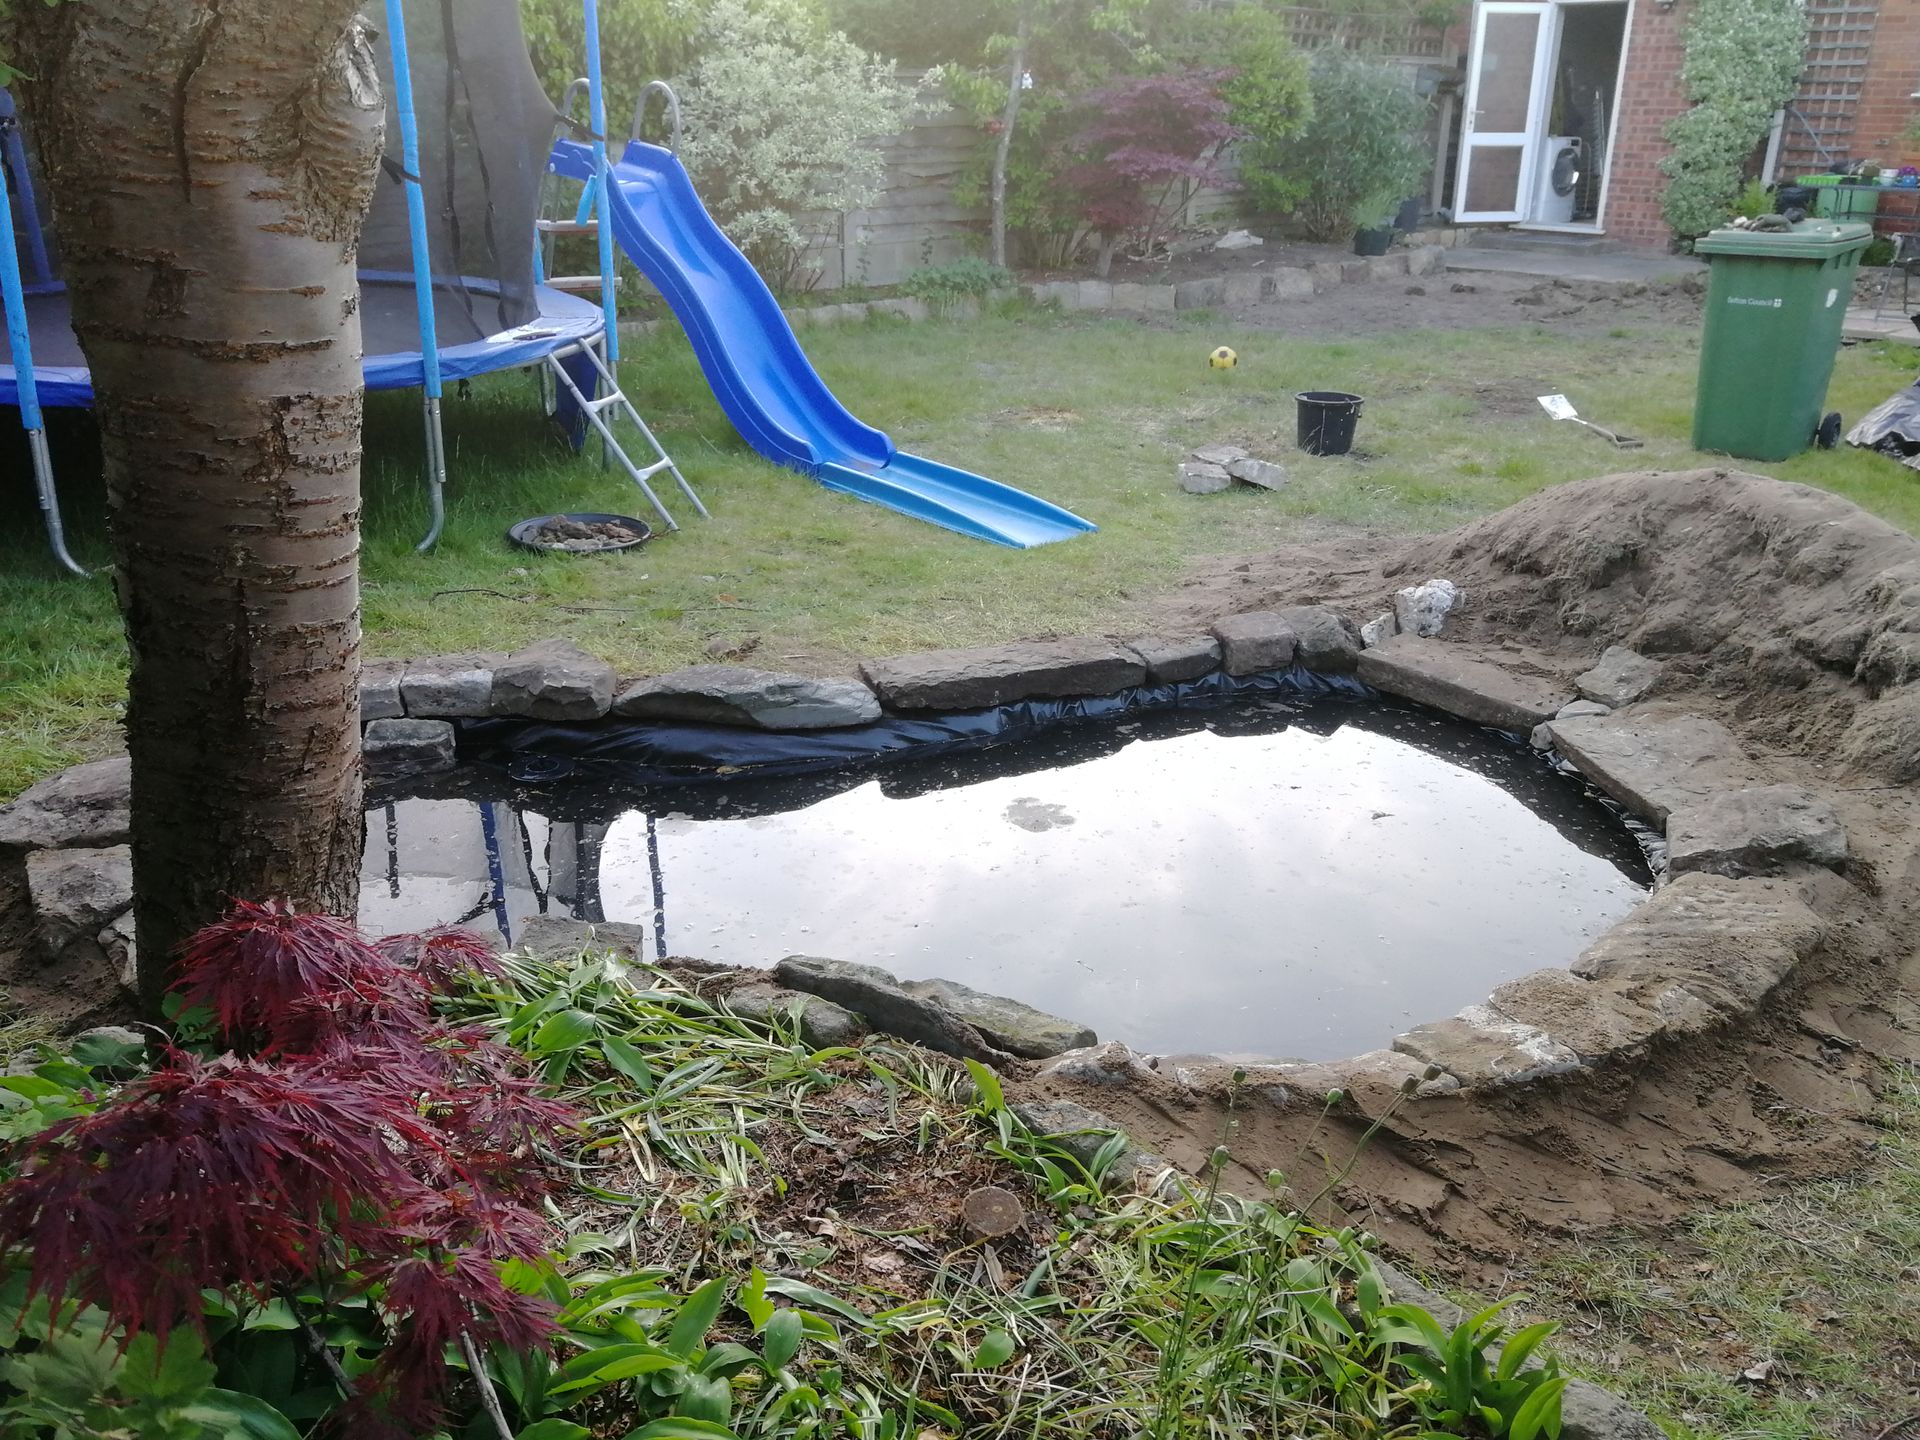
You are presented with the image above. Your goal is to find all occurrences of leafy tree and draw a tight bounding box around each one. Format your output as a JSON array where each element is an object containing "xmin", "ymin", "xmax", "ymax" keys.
[
  {"xmin": 1659, "ymin": 0, "xmax": 1807, "ymax": 239},
  {"xmin": 672, "ymin": 0, "xmax": 922, "ymax": 294},
  {"xmin": 1067, "ymin": 69, "xmax": 1240, "ymax": 275},
  {"xmin": 4, "ymin": 0, "xmax": 377, "ymax": 1010},
  {"xmin": 521, "ymin": 0, "xmax": 708, "ymax": 143},
  {"xmin": 1256, "ymin": 48, "xmax": 1428, "ymax": 241},
  {"xmin": 1171, "ymin": 5, "xmax": 1314, "ymax": 221}
]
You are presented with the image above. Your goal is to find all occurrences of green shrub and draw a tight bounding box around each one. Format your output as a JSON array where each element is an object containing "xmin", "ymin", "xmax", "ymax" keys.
[
  {"xmin": 1659, "ymin": 0, "xmax": 1807, "ymax": 239},
  {"xmin": 1733, "ymin": 177, "xmax": 1773, "ymax": 219},
  {"xmin": 1863, "ymin": 235, "xmax": 1896, "ymax": 269},
  {"xmin": 671, "ymin": 0, "xmax": 923, "ymax": 295},
  {"xmin": 901, "ymin": 257, "xmax": 1015, "ymax": 308},
  {"xmin": 1251, "ymin": 49, "xmax": 1427, "ymax": 241},
  {"xmin": 1169, "ymin": 5, "xmax": 1314, "ymax": 221}
]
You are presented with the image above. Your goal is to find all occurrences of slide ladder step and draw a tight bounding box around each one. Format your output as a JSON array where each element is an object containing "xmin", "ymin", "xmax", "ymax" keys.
[
  {"xmin": 537, "ymin": 219, "xmax": 599, "ymax": 235},
  {"xmin": 544, "ymin": 346, "xmax": 709, "ymax": 533},
  {"xmin": 547, "ymin": 274, "xmax": 620, "ymax": 293}
]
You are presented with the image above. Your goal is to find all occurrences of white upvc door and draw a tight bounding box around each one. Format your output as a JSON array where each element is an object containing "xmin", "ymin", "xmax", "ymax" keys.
[{"xmin": 1454, "ymin": 1, "xmax": 1559, "ymax": 223}]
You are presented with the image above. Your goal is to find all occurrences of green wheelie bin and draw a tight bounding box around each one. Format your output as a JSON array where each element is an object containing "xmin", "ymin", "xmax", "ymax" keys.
[{"xmin": 1691, "ymin": 218, "xmax": 1873, "ymax": 462}]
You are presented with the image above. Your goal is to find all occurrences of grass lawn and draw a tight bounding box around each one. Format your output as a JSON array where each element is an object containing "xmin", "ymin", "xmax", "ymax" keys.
[{"xmin": 4, "ymin": 300, "xmax": 1919, "ymax": 802}]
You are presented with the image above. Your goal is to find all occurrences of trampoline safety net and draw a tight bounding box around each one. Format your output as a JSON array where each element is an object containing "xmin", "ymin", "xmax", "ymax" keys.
[{"xmin": 360, "ymin": 0, "xmax": 560, "ymax": 350}]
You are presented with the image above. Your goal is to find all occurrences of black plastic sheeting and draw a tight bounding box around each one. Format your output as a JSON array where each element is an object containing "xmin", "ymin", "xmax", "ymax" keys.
[
  {"xmin": 1847, "ymin": 378, "xmax": 1920, "ymax": 473},
  {"xmin": 453, "ymin": 664, "xmax": 1373, "ymax": 789}
]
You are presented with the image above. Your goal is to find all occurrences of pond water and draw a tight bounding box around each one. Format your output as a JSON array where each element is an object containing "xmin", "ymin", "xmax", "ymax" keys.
[{"xmin": 362, "ymin": 697, "xmax": 1650, "ymax": 1061}]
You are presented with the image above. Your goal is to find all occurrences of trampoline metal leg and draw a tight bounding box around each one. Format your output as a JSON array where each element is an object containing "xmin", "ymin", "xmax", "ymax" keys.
[
  {"xmin": 414, "ymin": 395, "xmax": 448, "ymax": 553},
  {"xmin": 29, "ymin": 429, "xmax": 86, "ymax": 577}
]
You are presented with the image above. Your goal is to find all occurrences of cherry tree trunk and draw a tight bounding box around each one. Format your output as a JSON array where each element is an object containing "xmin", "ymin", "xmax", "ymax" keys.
[{"xmin": 10, "ymin": 0, "xmax": 382, "ymax": 1015}]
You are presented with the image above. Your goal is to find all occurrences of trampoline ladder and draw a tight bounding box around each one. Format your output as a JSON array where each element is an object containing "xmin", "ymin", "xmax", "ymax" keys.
[{"xmin": 546, "ymin": 337, "xmax": 706, "ymax": 532}]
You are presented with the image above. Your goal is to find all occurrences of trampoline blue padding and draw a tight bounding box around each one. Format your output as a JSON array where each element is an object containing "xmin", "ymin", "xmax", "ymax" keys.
[{"xmin": 0, "ymin": 274, "xmax": 603, "ymax": 410}]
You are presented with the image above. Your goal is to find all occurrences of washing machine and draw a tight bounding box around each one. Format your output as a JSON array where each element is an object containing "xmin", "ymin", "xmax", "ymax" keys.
[{"xmin": 1532, "ymin": 136, "xmax": 1583, "ymax": 224}]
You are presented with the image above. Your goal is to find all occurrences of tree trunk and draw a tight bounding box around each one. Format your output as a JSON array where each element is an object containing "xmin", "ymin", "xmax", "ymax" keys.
[
  {"xmin": 989, "ymin": 10, "xmax": 1030, "ymax": 271},
  {"xmin": 11, "ymin": 0, "xmax": 382, "ymax": 1015}
]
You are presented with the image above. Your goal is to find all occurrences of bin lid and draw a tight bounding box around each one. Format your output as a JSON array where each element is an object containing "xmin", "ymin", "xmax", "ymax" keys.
[{"xmin": 1695, "ymin": 218, "xmax": 1875, "ymax": 259}]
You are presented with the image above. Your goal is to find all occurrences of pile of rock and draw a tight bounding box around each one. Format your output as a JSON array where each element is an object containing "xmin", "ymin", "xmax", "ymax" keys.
[
  {"xmin": 0, "ymin": 756, "xmax": 135, "ymax": 995},
  {"xmin": 1178, "ymin": 443, "xmax": 1289, "ymax": 495}
]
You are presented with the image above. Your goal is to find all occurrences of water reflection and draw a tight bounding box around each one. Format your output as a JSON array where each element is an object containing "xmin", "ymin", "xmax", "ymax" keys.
[{"xmin": 362, "ymin": 698, "xmax": 1650, "ymax": 1060}]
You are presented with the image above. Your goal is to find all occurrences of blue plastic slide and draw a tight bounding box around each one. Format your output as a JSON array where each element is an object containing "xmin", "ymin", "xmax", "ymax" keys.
[{"xmin": 549, "ymin": 139, "xmax": 1096, "ymax": 548}]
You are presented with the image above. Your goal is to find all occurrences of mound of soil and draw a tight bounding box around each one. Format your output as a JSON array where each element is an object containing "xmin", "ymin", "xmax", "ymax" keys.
[{"xmin": 1044, "ymin": 469, "xmax": 1920, "ymax": 1276}]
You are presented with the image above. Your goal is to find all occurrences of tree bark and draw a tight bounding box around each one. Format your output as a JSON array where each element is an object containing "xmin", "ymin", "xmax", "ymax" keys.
[
  {"xmin": 10, "ymin": 0, "xmax": 382, "ymax": 1015},
  {"xmin": 989, "ymin": 9, "xmax": 1030, "ymax": 271}
]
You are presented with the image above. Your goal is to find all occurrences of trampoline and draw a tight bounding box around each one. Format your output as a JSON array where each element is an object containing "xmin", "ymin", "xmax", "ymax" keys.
[{"xmin": 2, "ymin": 0, "xmax": 701, "ymax": 576}]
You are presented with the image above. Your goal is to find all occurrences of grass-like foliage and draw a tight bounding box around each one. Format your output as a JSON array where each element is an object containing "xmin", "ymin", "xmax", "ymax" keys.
[{"xmin": 0, "ymin": 904, "xmax": 575, "ymax": 1435}]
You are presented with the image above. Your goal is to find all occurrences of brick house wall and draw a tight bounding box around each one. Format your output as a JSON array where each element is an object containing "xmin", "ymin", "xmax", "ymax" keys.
[
  {"xmin": 1850, "ymin": 2, "xmax": 1920, "ymax": 178},
  {"xmin": 1600, "ymin": 0, "xmax": 1689, "ymax": 248}
]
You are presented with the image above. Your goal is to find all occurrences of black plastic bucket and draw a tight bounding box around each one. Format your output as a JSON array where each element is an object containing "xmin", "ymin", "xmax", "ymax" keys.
[
  {"xmin": 1295, "ymin": 391, "xmax": 1364, "ymax": 456},
  {"xmin": 1351, "ymin": 226, "xmax": 1394, "ymax": 257},
  {"xmin": 1775, "ymin": 184, "xmax": 1817, "ymax": 214}
]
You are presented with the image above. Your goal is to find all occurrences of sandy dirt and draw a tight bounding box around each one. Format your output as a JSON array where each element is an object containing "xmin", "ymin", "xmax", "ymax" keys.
[
  {"xmin": 1226, "ymin": 270, "xmax": 1705, "ymax": 338},
  {"xmin": 1011, "ymin": 469, "xmax": 1920, "ymax": 1294}
]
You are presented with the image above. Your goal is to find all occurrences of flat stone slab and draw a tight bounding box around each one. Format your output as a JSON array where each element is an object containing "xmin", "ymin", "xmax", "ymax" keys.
[
  {"xmin": 27, "ymin": 844, "xmax": 132, "ymax": 957},
  {"xmin": 491, "ymin": 638, "xmax": 616, "ymax": 721},
  {"xmin": 1189, "ymin": 443, "xmax": 1247, "ymax": 467},
  {"xmin": 1356, "ymin": 637, "xmax": 1566, "ymax": 732},
  {"xmin": 1228, "ymin": 456, "xmax": 1288, "ymax": 490},
  {"xmin": 1666, "ymin": 784, "xmax": 1847, "ymax": 877},
  {"xmin": 1570, "ymin": 873, "xmax": 1825, "ymax": 1032},
  {"xmin": 1178, "ymin": 461, "xmax": 1231, "ymax": 495},
  {"xmin": 862, "ymin": 639, "xmax": 1144, "ymax": 711},
  {"xmin": 360, "ymin": 659, "xmax": 405, "ymax": 721},
  {"xmin": 899, "ymin": 976, "xmax": 1095, "ymax": 1058},
  {"xmin": 363, "ymin": 719, "xmax": 457, "ymax": 781},
  {"xmin": 615, "ymin": 665, "xmax": 880, "ymax": 730},
  {"xmin": 1486, "ymin": 968, "xmax": 1667, "ymax": 1061},
  {"xmin": 1576, "ymin": 645, "xmax": 1662, "ymax": 708},
  {"xmin": 774, "ymin": 956, "xmax": 1002, "ymax": 1062},
  {"xmin": 0, "ymin": 757, "xmax": 130, "ymax": 852},
  {"xmin": 726, "ymin": 985, "xmax": 864, "ymax": 1049},
  {"xmin": 1270, "ymin": 1048, "xmax": 1459, "ymax": 1114},
  {"xmin": 1393, "ymin": 1004, "xmax": 1582, "ymax": 1088},
  {"xmin": 1275, "ymin": 605, "xmax": 1361, "ymax": 673},
  {"xmin": 1547, "ymin": 711, "xmax": 1764, "ymax": 825},
  {"xmin": 1124, "ymin": 634, "xmax": 1220, "ymax": 685},
  {"xmin": 1210, "ymin": 611, "xmax": 1299, "ymax": 675},
  {"xmin": 516, "ymin": 915, "xmax": 650, "ymax": 961},
  {"xmin": 401, "ymin": 652, "xmax": 504, "ymax": 718}
]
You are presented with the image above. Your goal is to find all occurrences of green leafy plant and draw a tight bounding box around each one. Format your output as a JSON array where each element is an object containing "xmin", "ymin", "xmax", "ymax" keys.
[
  {"xmin": 1252, "ymin": 48, "xmax": 1428, "ymax": 240},
  {"xmin": 1733, "ymin": 177, "xmax": 1774, "ymax": 219},
  {"xmin": 900, "ymin": 257, "xmax": 1015, "ymax": 309},
  {"xmin": 1376, "ymin": 1296, "xmax": 1568, "ymax": 1438},
  {"xmin": 1660, "ymin": 0, "xmax": 1808, "ymax": 238}
]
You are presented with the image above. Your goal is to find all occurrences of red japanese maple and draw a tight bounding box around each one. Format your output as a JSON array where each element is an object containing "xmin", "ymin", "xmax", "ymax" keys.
[{"xmin": 0, "ymin": 902, "xmax": 575, "ymax": 1433}]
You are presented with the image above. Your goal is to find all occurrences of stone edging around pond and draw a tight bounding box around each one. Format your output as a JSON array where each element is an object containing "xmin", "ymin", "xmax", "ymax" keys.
[{"xmin": 614, "ymin": 245, "xmax": 1449, "ymax": 340}]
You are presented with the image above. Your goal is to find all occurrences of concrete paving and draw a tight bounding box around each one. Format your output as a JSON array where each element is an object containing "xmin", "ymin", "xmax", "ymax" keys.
[
  {"xmin": 1843, "ymin": 306, "xmax": 1920, "ymax": 346},
  {"xmin": 1446, "ymin": 246, "xmax": 1706, "ymax": 285}
]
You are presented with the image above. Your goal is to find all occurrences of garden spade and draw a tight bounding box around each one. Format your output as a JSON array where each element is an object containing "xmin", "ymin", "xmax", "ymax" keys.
[{"xmin": 1537, "ymin": 393, "xmax": 1643, "ymax": 449}]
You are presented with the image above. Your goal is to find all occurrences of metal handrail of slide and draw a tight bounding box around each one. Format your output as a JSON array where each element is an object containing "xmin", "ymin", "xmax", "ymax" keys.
[{"xmin": 631, "ymin": 81, "xmax": 682, "ymax": 152}]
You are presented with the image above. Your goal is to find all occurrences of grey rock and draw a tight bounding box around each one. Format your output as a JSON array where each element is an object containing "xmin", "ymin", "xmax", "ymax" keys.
[
  {"xmin": 1034, "ymin": 1040, "xmax": 1161, "ymax": 1087},
  {"xmin": 1357, "ymin": 637, "xmax": 1566, "ymax": 732},
  {"xmin": 1368, "ymin": 250, "xmax": 1410, "ymax": 278},
  {"xmin": 1178, "ymin": 461, "xmax": 1232, "ymax": 495},
  {"xmin": 1406, "ymin": 245, "xmax": 1446, "ymax": 278},
  {"xmin": 1009, "ymin": 1098, "xmax": 1170, "ymax": 1183},
  {"xmin": 99, "ymin": 912, "xmax": 137, "ymax": 990},
  {"xmin": 1173, "ymin": 277, "xmax": 1225, "ymax": 310},
  {"xmin": 516, "ymin": 915, "xmax": 651, "ymax": 961},
  {"xmin": 1123, "ymin": 634, "xmax": 1221, "ymax": 685},
  {"xmin": 1077, "ymin": 279, "xmax": 1113, "ymax": 309},
  {"xmin": 1189, "ymin": 443, "xmax": 1248, "ymax": 467},
  {"xmin": 1210, "ymin": 611, "xmax": 1299, "ymax": 675},
  {"xmin": 899, "ymin": 976, "xmax": 1095, "ymax": 1058},
  {"xmin": 1269, "ymin": 268, "xmax": 1315, "ymax": 299},
  {"xmin": 1276, "ymin": 606, "xmax": 1362, "ymax": 673},
  {"xmin": 1359, "ymin": 612, "xmax": 1398, "ymax": 648},
  {"xmin": 1559, "ymin": 1378, "xmax": 1668, "ymax": 1440},
  {"xmin": 0, "ymin": 757, "xmax": 131, "ymax": 852},
  {"xmin": 363, "ymin": 719, "xmax": 457, "ymax": 781},
  {"xmin": 1392, "ymin": 578, "xmax": 1463, "ymax": 637},
  {"xmin": 1272, "ymin": 1049, "xmax": 1459, "ymax": 1114},
  {"xmin": 774, "ymin": 956, "xmax": 1002, "ymax": 1063},
  {"xmin": 1108, "ymin": 282, "xmax": 1150, "ymax": 312},
  {"xmin": 862, "ymin": 638, "xmax": 1144, "ymax": 711},
  {"xmin": 1392, "ymin": 1004, "xmax": 1582, "ymax": 1088},
  {"xmin": 615, "ymin": 665, "xmax": 881, "ymax": 730},
  {"xmin": 401, "ymin": 652, "xmax": 503, "ymax": 718},
  {"xmin": 1228, "ymin": 456, "xmax": 1289, "ymax": 490},
  {"xmin": 1547, "ymin": 712, "xmax": 1763, "ymax": 825},
  {"xmin": 1309, "ymin": 260, "xmax": 1345, "ymax": 291},
  {"xmin": 1214, "ymin": 229, "xmax": 1263, "ymax": 251},
  {"xmin": 1222, "ymin": 272, "xmax": 1268, "ymax": 306},
  {"xmin": 1666, "ymin": 784, "xmax": 1847, "ymax": 877},
  {"xmin": 1557, "ymin": 699, "xmax": 1612, "ymax": 720},
  {"xmin": 1487, "ymin": 968, "xmax": 1666, "ymax": 1061},
  {"xmin": 26, "ymin": 845, "xmax": 133, "ymax": 958},
  {"xmin": 1530, "ymin": 721, "xmax": 1555, "ymax": 751},
  {"xmin": 1571, "ymin": 873, "xmax": 1825, "ymax": 1032},
  {"xmin": 726, "ymin": 985, "xmax": 865, "ymax": 1049},
  {"xmin": 491, "ymin": 638, "xmax": 617, "ymax": 721},
  {"xmin": 360, "ymin": 660, "xmax": 405, "ymax": 722},
  {"xmin": 1576, "ymin": 645, "xmax": 1663, "ymax": 707}
]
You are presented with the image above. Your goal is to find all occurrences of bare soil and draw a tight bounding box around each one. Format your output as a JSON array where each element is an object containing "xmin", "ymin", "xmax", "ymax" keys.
[
  {"xmin": 1043, "ymin": 235, "xmax": 1360, "ymax": 286},
  {"xmin": 1015, "ymin": 469, "xmax": 1920, "ymax": 1303},
  {"xmin": 1225, "ymin": 270, "xmax": 1704, "ymax": 338}
]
